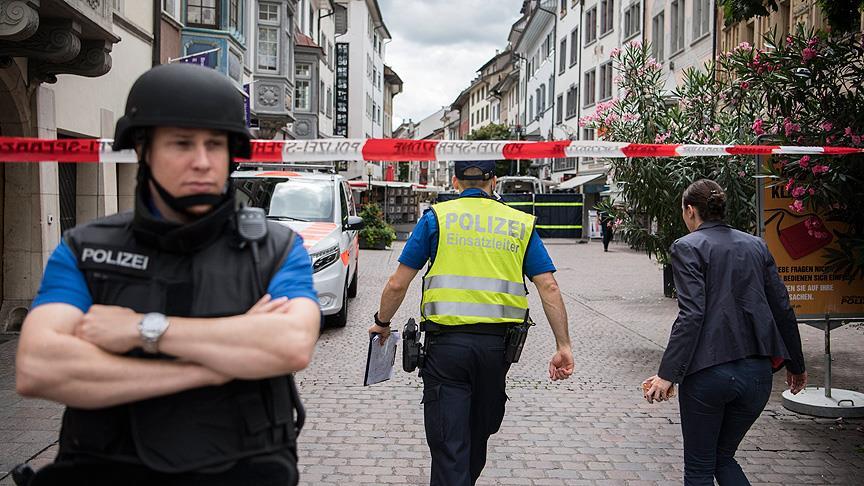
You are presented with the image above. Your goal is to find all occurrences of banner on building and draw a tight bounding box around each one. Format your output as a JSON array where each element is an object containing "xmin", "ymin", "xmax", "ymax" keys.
[{"xmin": 335, "ymin": 43, "xmax": 350, "ymax": 137}]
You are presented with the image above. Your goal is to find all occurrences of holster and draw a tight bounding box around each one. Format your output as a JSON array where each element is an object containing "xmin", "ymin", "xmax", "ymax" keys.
[
  {"xmin": 402, "ymin": 318, "xmax": 425, "ymax": 372},
  {"xmin": 504, "ymin": 318, "xmax": 533, "ymax": 364}
]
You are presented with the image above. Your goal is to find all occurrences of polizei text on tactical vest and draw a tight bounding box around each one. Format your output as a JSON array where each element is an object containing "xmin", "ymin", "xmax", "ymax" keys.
[
  {"xmin": 443, "ymin": 212, "xmax": 527, "ymax": 253},
  {"xmin": 81, "ymin": 247, "xmax": 150, "ymax": 271}
]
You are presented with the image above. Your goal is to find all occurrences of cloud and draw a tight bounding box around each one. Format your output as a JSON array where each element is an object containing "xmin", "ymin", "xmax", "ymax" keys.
[{"xmin": 378, "ymin": 0, "xmax": 524, "ymax": 126}]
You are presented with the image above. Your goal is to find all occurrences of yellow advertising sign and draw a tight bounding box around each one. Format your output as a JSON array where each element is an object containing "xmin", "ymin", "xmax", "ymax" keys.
[{"xmin": 759, "ymin": 178, "xmax": 864, "ymax": 320}]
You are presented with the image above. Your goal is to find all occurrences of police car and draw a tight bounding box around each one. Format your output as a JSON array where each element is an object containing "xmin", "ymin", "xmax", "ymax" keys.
[{"xmin": 232, "ymin": 166, "xmax": 363, "ymax": 327}]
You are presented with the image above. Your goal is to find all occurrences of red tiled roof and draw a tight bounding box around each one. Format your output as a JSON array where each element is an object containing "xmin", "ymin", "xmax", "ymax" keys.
[{"xmin": 295, "ymin": 32, "xmax": 320, "ymax": 49}]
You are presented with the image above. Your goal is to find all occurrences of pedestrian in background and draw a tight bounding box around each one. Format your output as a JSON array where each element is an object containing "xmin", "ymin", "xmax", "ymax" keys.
[
  {"xmin": 643, "ymin": 179, "xmax": 807, "ymax": 486},
  {"xmin": 600, "ymin": 211, "xmax": 614, "ymax": 252}
]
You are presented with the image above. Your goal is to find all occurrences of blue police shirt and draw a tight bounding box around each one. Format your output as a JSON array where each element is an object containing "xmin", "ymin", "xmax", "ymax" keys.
[
  {"xmin": 32, "ymin": 235, "xmax": 318, "ymax": 313},
  {"xmin": 398, "ymin": 188, "xmax": 556, "ymax": 278}
]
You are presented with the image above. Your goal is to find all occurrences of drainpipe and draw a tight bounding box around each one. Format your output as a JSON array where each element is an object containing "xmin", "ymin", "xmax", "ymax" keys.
[
  {"xmin": 576, "ymin": 0, "xmax": 584, "ymax": 147},
  {"xmin": 152, "ymin": 0, "xmax": 161, "ymax": 66},
  {"xmin": 711, "ymin": 0, "xmax": 718, "ymax": 84}
]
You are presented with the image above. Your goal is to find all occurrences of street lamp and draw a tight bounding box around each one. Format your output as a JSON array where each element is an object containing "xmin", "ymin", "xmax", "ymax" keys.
[{"xmin": 366, "ymin": 162, "xmax": 374, "ymax": 203}]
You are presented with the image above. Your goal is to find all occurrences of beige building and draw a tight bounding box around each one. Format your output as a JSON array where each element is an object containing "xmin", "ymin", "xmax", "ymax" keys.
[
  {"xmin": 643, "ymin": 0, "xmax": 714, "ymax": 92},
  {"xmin": 467, "ymin": 49, "xmax": 512, "ymax": 134},
  {"xmin": 716, "ymin": 0, "xmax": 826, "ymax": 53},
  {"xmin": 0, "ymin": 1, "xmax": 156, "ymax": 332}
]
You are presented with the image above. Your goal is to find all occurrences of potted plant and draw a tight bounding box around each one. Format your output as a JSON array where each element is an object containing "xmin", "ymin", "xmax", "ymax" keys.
[{"xmin": 358, "ymin": 203, "xmax": 395, "ymax": 250}]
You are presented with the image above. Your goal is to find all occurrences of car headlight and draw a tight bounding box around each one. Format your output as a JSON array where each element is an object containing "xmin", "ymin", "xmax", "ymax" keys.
[{"xmin": 310, "ymin": 245, "xmax": 340, "ymax": 273}]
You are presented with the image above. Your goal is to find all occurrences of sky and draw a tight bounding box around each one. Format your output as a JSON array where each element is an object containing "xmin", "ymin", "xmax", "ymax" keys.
[{"xmin": 377, "ymin": 0, "xmax": 525, "ymax": 127}]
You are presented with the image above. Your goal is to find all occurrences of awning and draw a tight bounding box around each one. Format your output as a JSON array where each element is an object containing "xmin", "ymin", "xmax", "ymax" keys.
[
  {"xmin": 347, "ymin": 181, "xmax": 443, "ymax": 192},
  {"xmin": 556, "ymin": 173, "xmax": 606, "ymax": 190}
]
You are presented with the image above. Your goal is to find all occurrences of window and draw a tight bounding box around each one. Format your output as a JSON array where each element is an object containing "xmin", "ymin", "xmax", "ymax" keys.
[
  {"xmin": 599, "ymin": 62, "xmax": 613, "ymax": 101},
  {"xmin": 326, "ymin": 87, "xmax": 333, "ymax": 117},
  {"xmin": 295, "ymin": 80, "xmax": 310, "ymax": 111},
  {"xmin": 583, "ymin": 128, "xmax": 595, "ymax": 140},
  {"xmin": 559, "ymin": 38, "xmax": 567, "ymax": 74},
  {"xmin": 560, "ymin": 0, "xmax": 567, "ymax": 16},
  {"xmin": 671, "ymin": 0, "xmax": 686, "ymax": 53},
  {"xmin": 600, "ymin": 0, "xmax": 614, "ymax": 35},
  {"xmin": 295, "ymin": 63, "xmax": 312, "ymax": 111},
  {"xmin": 162, "ymin": 0, "xmax": 180, "ymax": 19},
  {"xmin": 585, "ymin": 8, "xmax": 597, "ymax": 44},
  {"xmin": 652, "ymin": 12, "xmax": 665, "ymax": 62},
  {"xmin": 373, "ymin": 67, "xmax": 378, "ymax": 88},
  {"xmin": 623, "ymin": 3, "xmax": 640, "ymax": 39},
  {"xmin": 257, "ymin": 26, "xmax": 278, "ymax": 71},
  {"xmin": 549, "ymin": 75, "xmax": 554, "ymax": 106},
  {"xmin": 539, "ymin": 85, "xmax": 546, "ymax": 112},
  {"xmin": 554, "ymin": 157, "xmax": 576, "ymax": 172},
  {"xmin": 188, "ymin": 0, "xmax": 218, "ymax": 27},
  {"xmin": 569, "ymin": 28, "xmax": 579, "ymax": 66},
  {"xmin": 693, "ymin": 0, "xmax": 711, "ymax": 40},
  {"xmin": 259, "ymin": 2, "xmax": 279, "ymax": 22},
  {"xmin": 228, "ymin": 0, "xmax": 239, "ymax": 31},
  {"xmin": 528, "ymin": 95, "xmax": 534, "ymax": 120},
  {"xmin": 320, "ymin": 81, "xmax": 326, "ymax": 114},
  {"xmin": 566, "ymin": 86, "xmax": 578, "ymax": 119},
  {"xmin": 583, "ymin": 69, "xmax": 596, "ymax": 106},
  {"xmin": 556, "ymin": 94, "xmax": 564, "ymax": 124}
]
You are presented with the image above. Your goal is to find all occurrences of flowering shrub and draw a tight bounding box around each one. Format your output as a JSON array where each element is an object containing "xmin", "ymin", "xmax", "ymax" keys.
[
  {"xmin": 720, "ymin": 26, "xmax": 864, "ymax": 278},
  {"xmin": 581, "ymin": 41, "xmax": 757, "ymax": 266}
]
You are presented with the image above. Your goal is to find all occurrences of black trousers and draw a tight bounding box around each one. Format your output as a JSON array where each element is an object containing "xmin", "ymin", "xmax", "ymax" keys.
[
  {"xmin": 420, "ymin": 332, "xmax": 510, "ymax": 486},
  {"xmin": 602, "ymin": 228, "xmax": 613, "ymax": 250},
  {"xmin": 678, "ymin": 357, "xmax": 773, "ymax": 486}
]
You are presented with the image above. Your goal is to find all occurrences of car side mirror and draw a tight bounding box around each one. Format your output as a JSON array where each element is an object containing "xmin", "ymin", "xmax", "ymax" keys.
[{"xmin": 345, "ymin": 215, "xmax": 364, "ymax": 231}]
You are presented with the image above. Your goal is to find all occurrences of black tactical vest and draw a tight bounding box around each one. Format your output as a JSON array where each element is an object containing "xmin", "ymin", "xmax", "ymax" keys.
[{"xmin": 59, "ymin": 207, "xmax": 302, "ymax": 474}]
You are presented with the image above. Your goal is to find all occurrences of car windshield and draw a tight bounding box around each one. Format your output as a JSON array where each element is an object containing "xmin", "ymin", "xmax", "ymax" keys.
[
  {"xmin": 498, "ymin": 179, "xmax": 537, "ymax": 194},
  {"xmin": 234, "ymin": 177, "xmax": 334, "ymax": 222}
]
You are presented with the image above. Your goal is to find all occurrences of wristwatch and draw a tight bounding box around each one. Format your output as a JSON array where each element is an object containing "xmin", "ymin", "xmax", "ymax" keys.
[
  {"xmin": 373, "ymin": 312, "xmax": 391, "ymax": 328},
  {"xmin": 138, "ymin": 312, "xmax": 170, "ymax": 354}
]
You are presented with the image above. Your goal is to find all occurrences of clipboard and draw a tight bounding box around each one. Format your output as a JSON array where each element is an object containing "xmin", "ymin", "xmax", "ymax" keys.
[{"xmin": 363, "ymin": 330, "xmax": 400, "ymax": 386}]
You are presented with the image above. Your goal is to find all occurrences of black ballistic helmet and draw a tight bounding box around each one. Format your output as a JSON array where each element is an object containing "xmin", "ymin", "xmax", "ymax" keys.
[{"xmin": 113, "ymin": 63, "xmax": 252, "ymax": 158}]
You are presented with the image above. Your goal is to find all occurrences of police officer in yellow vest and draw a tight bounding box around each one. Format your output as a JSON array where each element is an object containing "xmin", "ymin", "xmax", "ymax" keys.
[{"xmin": 369, "ymin": 160, "xmax": 574, "ymax": 486}]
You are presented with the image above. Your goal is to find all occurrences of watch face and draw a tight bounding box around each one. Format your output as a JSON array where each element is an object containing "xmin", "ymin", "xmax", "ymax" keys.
[{"xmin": 142, "ymin": 313, "xmax": 167, "ymax": 339}]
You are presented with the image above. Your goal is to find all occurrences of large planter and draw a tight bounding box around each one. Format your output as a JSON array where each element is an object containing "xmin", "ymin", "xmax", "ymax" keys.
[
  {"xmin": 359, "ymin": 237, "xmax": 387, "ymax": 250},
  {"xmin": 663, "ymin": 264, "xmax": 675, "ymax": 298}
]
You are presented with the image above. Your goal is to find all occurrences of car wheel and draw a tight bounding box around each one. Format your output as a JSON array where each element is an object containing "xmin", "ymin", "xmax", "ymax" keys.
[
  {"xmin": 328, "ymin": 277, "xmax": 349, "ymax": 328},
  {"xmin": 347, "ymin": 264, "xmax": 358, "ymax": 298}
]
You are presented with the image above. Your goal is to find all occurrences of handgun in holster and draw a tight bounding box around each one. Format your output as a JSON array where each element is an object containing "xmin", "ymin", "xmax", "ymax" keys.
[
  {"xmin": 402, "ymin": 318, "xmax": 425, "ymax": 372},
  {"xmin": 504, "ymin": 318, "xmax": 534, "ymax": 364}
]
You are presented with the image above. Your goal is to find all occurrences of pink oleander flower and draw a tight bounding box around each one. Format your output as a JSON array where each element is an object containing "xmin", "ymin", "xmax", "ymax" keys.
[
  {"xmin": 628, "ymin": 39, "xmax": 642, "ymax": 48},
  {"xmin": 784, "ymin": 178, "xmax": 795, "ymax": 192},
  {"xmin": 783, "ymin": 118, "xmax": 801, "ymax": 137},
  {"xmin": 740, "ymin": 81, "xmax": 750, "ymax": 90},
  {"xmin": 845, "ymin": 127, "xmax": 854, "ymax": 136},
  {"xmin": 791, "ymin": 186, "xmax": 806, "ymax": 198},
  {"xmin": 737, "ymin": 42, "xmax": 752, "ymax": 51},
  {"xmin": 798, "ymin": 155, "xmax": 810, "ymax": 168},
  {"xmin": 821, "ymin": 122, "xmax": 833, "ymax": 132},
  {"xmin": 655, "ymin": 132, "xmax": 671, "ymax": 144},
  {"xmin": 752, "ymin": 119, "xmax": 765, "ymax": 135},
  {"xmin": 812, "ymin": 164, "xmax": 830, "ymax": 175},
  {"xmin": 610, "ymin": 47, "xmax": 622, "ymax": 58},
  {"xmin": 802, "ymin": 47, "xmax": 817, "ymax": 62},
  {"xmin": 826, "ymin": 135, "xmax": 835, "ymax": 144},
  {"xmin": 789, "ymin": 199, "xmax": 805, "ymax": 213},
  {"xmin": 807, "ymin": 37, "xmax": 819, "ymax": 47},
  {"xmin": 738, "ymin": 170, "xmax": 747, "ymax": 178},
  {"xmin": 808, "ymin": 187, "xmax": 816, "ymax": 196},
  {"xmin": 852, "ymin": 135, "xmax": 862, "ymax": 145},
  {"xmin": 786, "ymin": 35, "xmax": 794, "ymax": 45}
]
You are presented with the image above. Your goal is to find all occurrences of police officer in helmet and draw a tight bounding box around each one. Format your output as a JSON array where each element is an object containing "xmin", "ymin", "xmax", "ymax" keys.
[
  {"xmin": 370, "ymin": 160, "xmax": 575, "ymax": 486},
  {"xmin": 15, "ymin": 63, "xmax": 320, "ymax": 485}
]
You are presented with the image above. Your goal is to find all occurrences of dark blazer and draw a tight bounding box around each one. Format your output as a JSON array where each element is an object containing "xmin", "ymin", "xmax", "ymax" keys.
[{"xmin": 658, "ymin": 221, "xmax": 805, "ymax": 384}]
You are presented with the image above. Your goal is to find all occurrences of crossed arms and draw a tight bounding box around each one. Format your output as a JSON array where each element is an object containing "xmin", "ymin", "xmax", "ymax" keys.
[{"xmin": 16, "ymin": 295, "xmax": 319, "ymax": 409}]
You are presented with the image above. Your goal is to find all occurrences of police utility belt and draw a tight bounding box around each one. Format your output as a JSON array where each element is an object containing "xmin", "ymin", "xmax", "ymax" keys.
[{"xmin": 402, "ymin": 318, "xmax": 533, "ymax": 372}]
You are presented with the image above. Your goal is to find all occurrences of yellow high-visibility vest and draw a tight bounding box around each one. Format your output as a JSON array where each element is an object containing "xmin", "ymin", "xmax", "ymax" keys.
[{"xmin": 421, "ymin": 196, "xmax": 535, "ymax": 326}]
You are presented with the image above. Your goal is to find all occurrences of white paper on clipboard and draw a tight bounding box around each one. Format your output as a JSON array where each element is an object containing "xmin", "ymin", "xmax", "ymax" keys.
[{"xmin": 364, "ymin": 331, "xmax": 400, "ymax": 386}]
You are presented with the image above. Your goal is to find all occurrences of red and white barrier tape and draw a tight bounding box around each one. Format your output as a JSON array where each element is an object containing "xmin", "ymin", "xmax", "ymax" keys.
[{"xmin": 0, "ymin": 137, "xmax": 861, "ymax": 163}]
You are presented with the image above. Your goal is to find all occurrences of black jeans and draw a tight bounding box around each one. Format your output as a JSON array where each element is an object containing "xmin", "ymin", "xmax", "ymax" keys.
[
  {"xmin": 420, "ymin": 332, "xmax": 510, "ymax": 486},
  {"xmin": 602, "ymin": 229, "xmax": 613, "ymax": 250},
  {"xmin": 678, "ymin": 357, "xmax": 773, "ymax": 486}
]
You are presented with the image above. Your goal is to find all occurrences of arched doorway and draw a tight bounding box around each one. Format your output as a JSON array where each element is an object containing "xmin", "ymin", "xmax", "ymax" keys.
[{"xmin": 0, "ymin": 62, "xmax": 35, "ymax": 332}]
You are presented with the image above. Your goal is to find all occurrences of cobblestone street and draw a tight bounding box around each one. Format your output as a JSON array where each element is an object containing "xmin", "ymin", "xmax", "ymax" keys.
[{"xmin": 1, "ymin": 240, "xmax": 863, "ymax": 485}]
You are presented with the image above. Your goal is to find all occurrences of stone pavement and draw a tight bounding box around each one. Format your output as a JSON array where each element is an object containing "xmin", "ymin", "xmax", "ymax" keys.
[{"xmin": 0, "ymin": 239, "xmax": 862, "ymax": 485}]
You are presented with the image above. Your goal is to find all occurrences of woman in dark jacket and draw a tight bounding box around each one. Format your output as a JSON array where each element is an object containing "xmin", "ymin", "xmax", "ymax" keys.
[{"xmin": 643, "ymin": 179, "xmax": 807, "ymax": 486}]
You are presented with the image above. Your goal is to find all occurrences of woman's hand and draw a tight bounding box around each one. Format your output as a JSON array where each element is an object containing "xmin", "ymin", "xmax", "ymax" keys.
[{"xmin": 642, "ymin": 375, "xmax": 675, "ymax": 404}]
